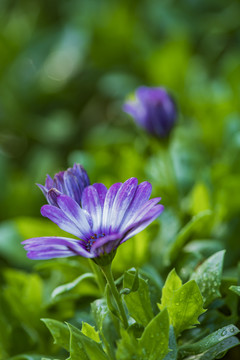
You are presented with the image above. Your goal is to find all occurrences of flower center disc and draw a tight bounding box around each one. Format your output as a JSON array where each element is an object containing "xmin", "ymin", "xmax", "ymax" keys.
[{"xmin": 86, "ymin": 233, "xmax": 105, "ymax": 251}]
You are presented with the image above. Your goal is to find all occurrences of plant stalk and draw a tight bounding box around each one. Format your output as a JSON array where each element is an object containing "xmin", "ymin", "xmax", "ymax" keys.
[
  {"xmin": 100, "ymin": 263, "xmax": 128, "ymax": 329},
  {"xmin": 88, "ymin": 259, "xmax": 106, "ymax": 294}
]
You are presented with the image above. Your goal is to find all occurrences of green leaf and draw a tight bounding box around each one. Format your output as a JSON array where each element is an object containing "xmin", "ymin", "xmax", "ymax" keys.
[
  {"xmin": 123, "ymin": 269, "xmax": 154, "ymax": 326},
  {"xmin": 81, "ymin": 322, "xmax": 100, "ymax": 343},
  {"xmin": 167, "ymin": 210, "xmax": 212, "ymax": 264},
  {"xmin": 120, "ymin": 268, "xmax": 139, "ymax": 295},
  {"xmin": 140, "ymin": 265, "xmax": 164, "ymax": 313},
  {"xmin": 116, "ymin": 328, "xmax": 139, "ymax": 360},
  {"xmin": 67, "ymin": 323, "xmax": 108, "ymax": 360},
  {"xmin": 116, "ymin": 309, "xmax": 169, "ymax": 360},
  {"xmin": 4, "ymin": 269, "xmax": 43, "ymax": 327},
  {"xmin": 184, "ymin": 240, "xmax": 224, "ymax": 258},
  {"xmin": 43, "ymin": 321, "xmax": 108, "ymax": 360},
  {"xmin": 91, "ymin": 299, "xmax": 108, "ymax": 333},
  {"xmin": 51, "ymin": 273, "xmax": 95, "ymax": 298},
  {"xmin": 130, "ymin": 268, "xmax": 140, "ymax": 291},
  {"xmin": 198, "ymin": 336, "xmax": 240, "ymax": 360},
  {"xmin": 105, "ymin": 283, "xmax": 121, "ymax": 320},
  {"xmin": 183, "ymin": 337, "xmax": 240, "ymax": 360},
  {"xmin": 8, "ymin": 356, "xmax": 43, "ymax": 360},
  {"xmin": 159, "ymin": 270, "xmax": 205, "ymax": 336},
  {"xmin": 176, "ymin": 251, "xmax": 203, "ymax": 282},
  {"xmin": 140, "ymin": 265, "xmax": 164, "ymax": 291},
  {"xmin": 41, "ymin": 318, "xmax": 70, "ymax": 351},
  {"xmin": 229, "ymin": 285, "xmax": 240, "ymax": 296},
  {"xmin": 190, "ymin": 250, "xmax": 225, "ymax": 306},
  {"xmin": 190, "ymin": 182, "xmax": 211, "ymax": 216},
  {"xmin": 179, "ymin": 324, "xmax": 239, "ymax": 356},
  {"xmin": 138, "ymin": 308, "xmax": 169, "ymax": 360},
  {"xmin": 164, "ymin": 326, "xmax": 178, "ymax": 360},
  {"xmin": 127, "ymin": 322, "xmax": 145, "ymax": 339},
  {"xmin": 91, "ymin": 299, "xmax": 118, "ymax": 357},
  {"xmin": 160, "ymin": 269, "xmax": 182, "ymax": 308}
]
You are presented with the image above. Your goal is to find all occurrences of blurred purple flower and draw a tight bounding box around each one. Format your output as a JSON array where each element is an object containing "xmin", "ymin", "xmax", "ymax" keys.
[
  {"xmin": 22, "ymin": 177, "xmax": 164, "ymax": 262},
  {"xmin": 123, "ymin": 86, "xmax": 177, "ymax": 138},
  {"xmin": 37, "ymin": 163, "xmax": 90, "ymax": 206}
]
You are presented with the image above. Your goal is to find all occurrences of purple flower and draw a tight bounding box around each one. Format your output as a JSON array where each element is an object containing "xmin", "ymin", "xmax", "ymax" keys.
[
  {"xmin": 123, "ymin": 86, "xmax": 177, "ymax": 138},
  {"xmin": 22, "ymin": 178, "xmax": 164, "ymax": 262},
  {"xmin": 37, "ymin": 163, "xmax": 90, "ymax": 206}
]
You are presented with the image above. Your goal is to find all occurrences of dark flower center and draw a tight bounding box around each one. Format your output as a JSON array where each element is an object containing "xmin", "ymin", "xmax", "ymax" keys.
[{"xmin": 86, "ymin": 233, "xmax": 105, "ymax": 251}]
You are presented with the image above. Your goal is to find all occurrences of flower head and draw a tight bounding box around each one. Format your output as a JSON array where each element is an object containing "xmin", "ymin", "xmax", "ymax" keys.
[
  {"xmin": 22, "ymin": 177, "xmax": 164, "ymax": 263},
  {"xmin": 37, "ymin": 163, "xmax": 90, "ymax": 206},
  {"xmin": 123, "ymin": 86, "xmax": 177, "ymax": 138}
]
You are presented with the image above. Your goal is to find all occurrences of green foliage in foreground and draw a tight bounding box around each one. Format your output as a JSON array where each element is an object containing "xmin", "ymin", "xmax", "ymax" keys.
[
  {"xmin": 1, "ymin": 248, "xmax": 240, "ymax": 359},
  {"xmin": 41, "ymin": 258, "xmax": 240, "ymax": 360}
]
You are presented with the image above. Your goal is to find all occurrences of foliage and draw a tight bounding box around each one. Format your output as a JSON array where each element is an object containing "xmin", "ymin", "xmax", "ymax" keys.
[{"xmin": 1, "ymin": 0, "xmax": 240, "ymax": 359}]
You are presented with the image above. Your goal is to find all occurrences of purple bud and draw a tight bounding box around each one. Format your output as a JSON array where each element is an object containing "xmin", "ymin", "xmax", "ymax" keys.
[
  {"xmin": 37, "ymin": 163, "xmax": 90, "ymax": 206},
  {"xmin": 123, "ymin": 86, "xmax": 177, "ymax": 138},
  {"xmin": 47, "ymin": 188, "xmax": 61, "ymax": 207}
]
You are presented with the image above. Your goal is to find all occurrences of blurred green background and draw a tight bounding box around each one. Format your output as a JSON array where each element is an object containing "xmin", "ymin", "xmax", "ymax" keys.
[
  {"xmin": 0, "ymin": 0, "xmax": 239, "ymax": 218},
  {"xmin": 0, "ymin": 0, "xmax": 240, "ymax": 358}
]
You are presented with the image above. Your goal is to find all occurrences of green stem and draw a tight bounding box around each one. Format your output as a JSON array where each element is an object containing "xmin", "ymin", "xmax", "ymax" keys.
[
  {"xmin": 88, "ymin": 261, "xmax": 115, "ymax": 359},
  {"xmin": 100, "ymin": 263, "xmax": 128, "ymax": 329},
  {"xmin": 88, "ymin": 259, "xmax": 106, "ymax": 294}
]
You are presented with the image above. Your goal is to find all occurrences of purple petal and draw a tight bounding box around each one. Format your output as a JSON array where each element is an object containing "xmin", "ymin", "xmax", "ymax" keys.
[
  {"xmin": 27, "ymin": 250, "xmax": 75, "ymax": 260},
  {"xmin": 128, "ymin": 197, "xmax": 162, "ymax": 224},
  {"xmin": 56, "ymin": 195, "xmax": 92, "ymax": 236},
  {"xmin": 23, "ymin": 236, "xmax": 81, "ymax": 249},
  {"xmin": 123, "ymin": 101, "xmax": 146, "ymax": 128},
  {"xmin": 81, "ymin": 186, "xmax": 102, "ymax": 233},
  {"xmin": 119, "ymin": 181, "xmax": 152, "ymax": 230},
  {"xmin": 22, "ymin": 236, "xmax": 93, "ymax": 259},
  {"xmin": 37, "ymin": 183, "xmax": 48, "ymax": 198},
  {"xmin": 91, "ymin": 233, "xmax": 123, "ymax": 256},
  {"xmin": 92, "ymin": 183, "xmax": 108, "ymax": 208},
  {"xmin": 102, "ymin": 182, "xmax": 122, "ymax": 234},
  {"xmin": 110, "ymin": 178, "xmax": 138, "ymax": 232},
  {"xmin": 122, "ymin": 204, "xmax": 164, "ymax": 242},
  {"xmin": 73, "ymin": 163, "xmax": 90, "ymax": 189},
  {"xmin": 63, "ymin": 170, "xmax": 82, "ymax": 204},
  {"xmin": 41, "ymin": 204, "xmax": 85, "ymax": 238},
  {"xmin": 41, "ymin": 165, "xmax": 90, "ymax": 204},
  {"xmin": 53, "ymin": 172, "xmax": 65, "ymax": 193},
  {"xmin": 136, "ymin": 86, "xmax": 165, "ymax": 104},
  {"xmin": 45, "ymin": 174, "xmax": 54, "ymax": 189},
  {"xmin": 123, "ymin": 101, "xmax": 139, "ymax": 118}
]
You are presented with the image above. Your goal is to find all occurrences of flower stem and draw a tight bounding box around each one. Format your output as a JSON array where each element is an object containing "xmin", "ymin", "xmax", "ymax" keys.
[
  {"xmin": 88, "ymin": 259, "xmax": 106, "ymax": 294},
  {"xmin": 87, "ymin": 262, "xmax": 115, "ymax": 359},
  {"xmin": 100, "ymin": 263, "xmax": 128, "ymax": 329}
]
